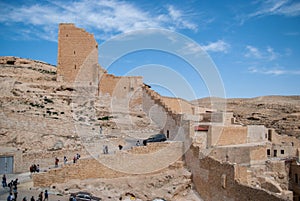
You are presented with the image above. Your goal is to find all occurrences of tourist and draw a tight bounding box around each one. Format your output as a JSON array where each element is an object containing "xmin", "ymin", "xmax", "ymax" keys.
[
  {"xmin": 13, "ymin": 178, "xmax": 18, "ymax": 188},
  {"xmin": 13, "ymin": 186, "xmax": 18, "ymax": 200},
  {"xmin": 36, "ymin": 164, "xmax": 40, "ymax": 173},
  {"xmin": 30, "ymin": 196, "xmax": 35, "ymax": 201},
  {"xmin": 2, "ymin": 174, "xmax": 7, "ymax": 188},
  {"xmin": 22, "ymin": 196, "xmax": 27, "ymax": 201},
  {"xmin": 73, "ymin": 156, "xmax": 77, "ymax": 163},
  {"xmin": 44, "ymin": 189, "xmax": 48, "ymax": 201},
  {"xmin": 8, "ymin": 180, "xmax": 13, "ymax": 192},
  {"xmin": 76, "ymin": 153, "xmax": 80, "ymax": 160},
  {"xmin": 136, "ymin": 140, "xmax": 140, "ymax": 146},
  {"xmin": 38, "ymin": 191, "xmax": 43, "ymax": 201},
  {"xmin": 118, "ymin": 144, "xmax": 123, "ymax": 150},
  {"xmin": 104, "ymin": 145, "xmax": 108, "ymax": 154},
  {"xmin": 64, "ymin": 156, "xmax": 67, "ymax": 164},
  {"xmin": 102, "ymin": 145, "xmax": 106, "ymax": 154},
  {"xmin": 55, "ymin": 157, "xmax": 59, "ymax": 168},
  {"xmin": 33, "ymin": 164, "xmax": 37, "ymax": 172},
  {"xmin": 99, "ymin": 125, "xmax": 102, "ymax": 134},
  {"xmin": 7, "ymin": 192, "xmax": 13, "ymax": 201}
]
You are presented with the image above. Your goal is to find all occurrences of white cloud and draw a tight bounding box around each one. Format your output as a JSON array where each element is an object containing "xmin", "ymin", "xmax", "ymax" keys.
[
  {"xmin": 178, "ymin": 40, "xmax": 230, "ymax": 57},
  {"xmin": 244, "ymin": 45, "xmax": 279, "ymax": 61},
  {"xmin": 249, "ymin": 0, "xmax": 300, "ymax": 18},
  {"xmin": 0, "ymin": 0, "xmax": 198, "ymax": 41},
  {"xmin": 245, "ymin": 45, "xmax": 262, "ymax": 59},
  {"xmin": 201, "ymin": 40, "xmax": 230, "ymax": 53},
  {"xmin": 248, "ymin": 67, "xmax": 300, "ymax": 76}
]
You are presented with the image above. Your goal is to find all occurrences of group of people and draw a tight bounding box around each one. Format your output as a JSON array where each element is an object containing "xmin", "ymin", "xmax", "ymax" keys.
[
  {"xmin": 3, "ymin": 174, "xmax": 49, "ymax": 201},
  {"xmin": 73, "ymin": 153, "xmax": 81, "ymax": 163},
  {"xmin": 4, "ymin": 177, "xmax": 19, "ymax": 201},
  {"xmin": 55, "ymin": 153, "xmax": 81, "ymax": 167},
  {"xmin": 29, "ymin": 164, "xmax": 40, "ymax": 173},
  {"xmin": 18, "ymin": 189, "xmax": 48, "ymax": 201}
]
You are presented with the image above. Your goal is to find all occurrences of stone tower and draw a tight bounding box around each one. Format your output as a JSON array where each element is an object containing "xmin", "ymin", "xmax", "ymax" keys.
[{"xmin": 56, "ymin": 23, "xmax": 100, "ymax": 85}]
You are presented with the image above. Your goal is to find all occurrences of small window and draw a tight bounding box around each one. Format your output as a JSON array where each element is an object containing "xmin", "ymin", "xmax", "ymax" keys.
[
  {"xmin": 66, "ymin": 34, "xmax": 68, "ymax": 37},
  {"xmin": 281, "ymin": 150, "xmax": 284, "ymax": 155},
  {"xmin": 274, "ymin": 150, "xmax": 277, "ymax": 157},
  {"xmin": 74, "ymin": 51, "xmax": 76, "ymax": 55},
  {"xmin": 267, "ymin": 149, "xmax": 271, "ymax": 156},
  {"xmin": 74, "ymin": 65, "xmax": 76, "ymax": 69},
  {"xmin": 295, "ymin": 174, "xmax": 298, "ymax": 184}
]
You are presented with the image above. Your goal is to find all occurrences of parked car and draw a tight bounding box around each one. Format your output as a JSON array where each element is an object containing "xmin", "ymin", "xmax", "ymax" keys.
[
  {"xmin": 69, "ymin": 191, "xmax": 101, "ymax": 201},
  {"xmin": 143, "ymin": 134, "xmax": 167, "ymax": 145}
]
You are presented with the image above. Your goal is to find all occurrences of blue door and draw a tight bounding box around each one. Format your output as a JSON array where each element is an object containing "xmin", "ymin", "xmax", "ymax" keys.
[{"xmin": 0, "ymin": 156, "xmax": 13, "ymax": 174}]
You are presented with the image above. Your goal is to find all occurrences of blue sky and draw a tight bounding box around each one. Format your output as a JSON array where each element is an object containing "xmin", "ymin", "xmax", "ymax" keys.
[{"xmin": 0, "ymin": 0, "xmax": 299, "ymax": 100}]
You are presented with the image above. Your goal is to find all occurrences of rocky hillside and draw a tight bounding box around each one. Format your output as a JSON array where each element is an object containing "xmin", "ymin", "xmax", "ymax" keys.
[
  {"xmin": 192, "ymin": 96, "xmax": 300, "ymax": 138},
  {"xmin": 0, "ymin": 57, "xmax": 158, "ymax": 159}
]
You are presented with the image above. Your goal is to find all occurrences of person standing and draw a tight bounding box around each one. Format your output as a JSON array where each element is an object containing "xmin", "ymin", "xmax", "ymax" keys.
[
  {"xmin": 99, "ymin": 125, "xmax": 102, "ymax": 135},
  {"xmin": 13, "ymin": 186, "xmax": 18, "ymax": 201},
  {"xmin": 54, "ymin": 157, "xmax": 59, "ymax": 168},
  {"xmin": 2, "ymin": 174, "xmax": 7, "ymax": 188},
  {"xmin": 30, "ymin": 196, "xmax": 35, "ymax": 201},
  {"xmin": 63, "ymin": 156, "xmax": 67, "ymax": 164}
]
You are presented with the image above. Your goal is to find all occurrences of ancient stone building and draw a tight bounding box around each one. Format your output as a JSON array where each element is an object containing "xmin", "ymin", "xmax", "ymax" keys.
[{"xmin": 57, "ymin": 23, "xmax": 101, "ymax": 85}]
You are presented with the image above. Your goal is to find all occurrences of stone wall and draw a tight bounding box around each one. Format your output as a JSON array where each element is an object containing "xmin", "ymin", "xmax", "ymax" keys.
[
  {"xmin": 185, "ymin": 144, "xmax": 289, "ymax": 201},
  {"xmin": 142, "ymin": 86, "xmax": 183, "ymax": 140},
  {"xmin": 161, "ymin": 96, "xmax": 194, "ymax": 115},
  {"xmin": 268, "ymin": 129, "xmax": 300, "ymax": 158},
  {"xmin": 207, "ymin": 126, "xmax": 247, "ymax": 147},
  {"xmin": 99, "ymin": 74, "xmax": 143, "ymax": 113},
  {"xmin": 290, "ymin": 160, "xmax": 300, "ymax": 200},
  {"xmin": 57, "ymin": 23, "xmax": 100, "ymax": 85},
  {"xmin": 33, "ymin": 141, "xmax": 184, "ymax": 187},
  {"xmin": 210, "ymin": 144, "xmax": 267, "ymax": 166},
  {"xmin": 32, "ymin": 157, "xmax": 127, "ymax": 187}
]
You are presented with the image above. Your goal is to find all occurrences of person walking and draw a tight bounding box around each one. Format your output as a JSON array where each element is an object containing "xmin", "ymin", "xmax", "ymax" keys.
[
  {"xmin": 38, "ymin": 191, "xmax": 43, "ymax": 201},
  {"xmin": 44, "ymin": 190, "xmax": 48, "ymax": 201}
]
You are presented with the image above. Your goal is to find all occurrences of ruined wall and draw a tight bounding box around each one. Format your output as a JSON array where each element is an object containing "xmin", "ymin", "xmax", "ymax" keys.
[
  {"xmin": 290, "ymin": 161, "xmax": 300, "ymax": 200},
  {"xmin": 57, "ymin": 23, "xmax": 100, "ymax": 84},
  {"xmin": 185, "ymin": 144, "xmax": 288, "ymax": 201}
]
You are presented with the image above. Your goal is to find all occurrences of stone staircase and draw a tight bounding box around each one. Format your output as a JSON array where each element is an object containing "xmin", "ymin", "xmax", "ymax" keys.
[{"xmin": 142, "ymin": 85, "xmax": 181, "ymax": 125}]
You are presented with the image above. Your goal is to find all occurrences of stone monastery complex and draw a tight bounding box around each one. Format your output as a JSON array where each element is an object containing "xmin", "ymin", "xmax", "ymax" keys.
[{"xmin": 1, "ymin": 23, "xmax": 300, "ymax": 201}]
